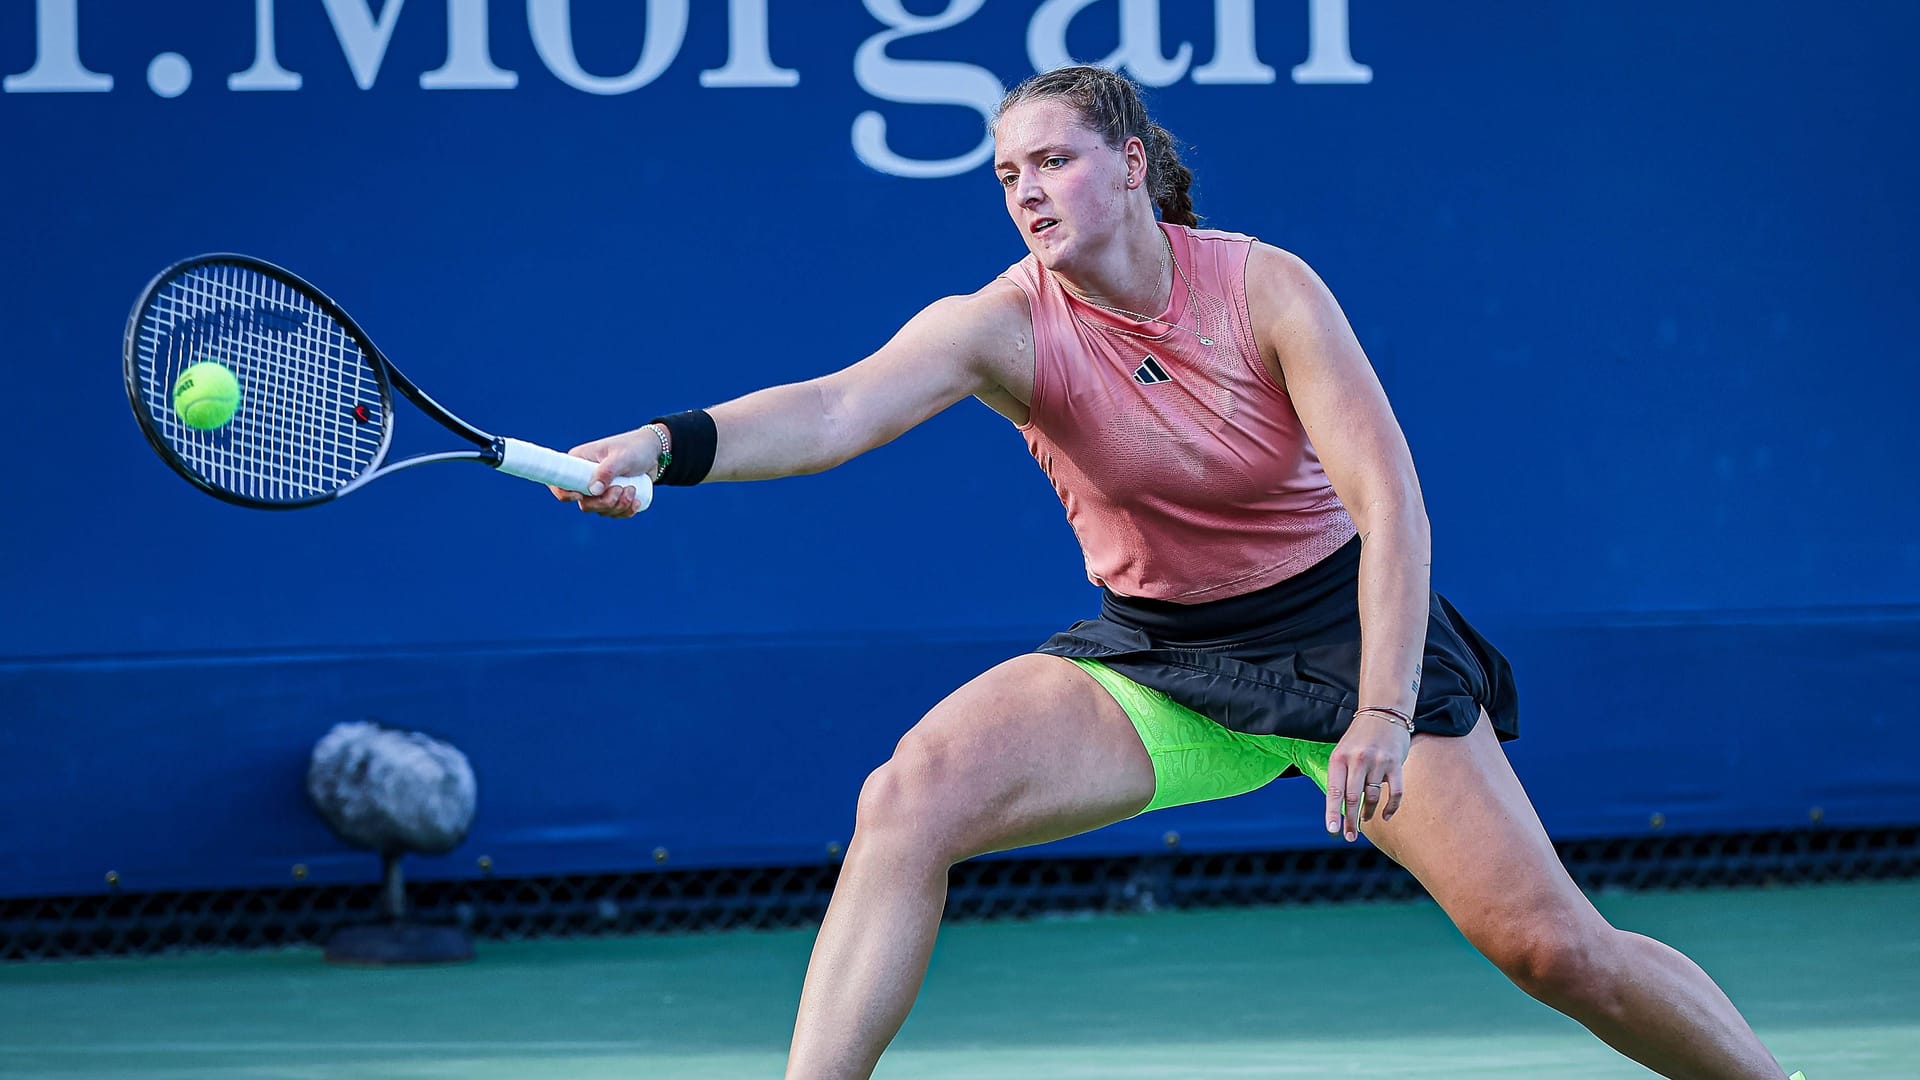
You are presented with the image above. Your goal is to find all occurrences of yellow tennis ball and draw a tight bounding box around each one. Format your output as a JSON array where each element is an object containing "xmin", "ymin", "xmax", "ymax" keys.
[{"xmin": 172, "ymin": 361, "xmax": 241, "ymax": 431}]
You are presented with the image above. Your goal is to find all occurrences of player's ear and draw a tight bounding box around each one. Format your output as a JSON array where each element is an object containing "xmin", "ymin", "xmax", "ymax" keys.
[{"xmin": 1124, "ymin": 136, "xmax": 1148, "ymax": 189}]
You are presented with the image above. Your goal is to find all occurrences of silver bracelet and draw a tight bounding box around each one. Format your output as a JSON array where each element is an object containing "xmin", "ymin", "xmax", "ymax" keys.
[
  {"xmin": 1354, "ymin": 706, "xmax": 1415, "ymax": 734},
  {"xmin": 648, "ymin": 423, "xmax": 672, "ymax": 482}
]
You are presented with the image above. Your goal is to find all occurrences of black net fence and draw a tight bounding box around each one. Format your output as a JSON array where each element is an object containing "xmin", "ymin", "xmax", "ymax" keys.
[{"xmin": 5, "ymin": 824, "xmax": 1915, "ymax": 962}]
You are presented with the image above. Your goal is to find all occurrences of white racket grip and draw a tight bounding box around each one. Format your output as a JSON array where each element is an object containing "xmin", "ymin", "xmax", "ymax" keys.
[{"xmin": 497, "ymin": 437, "xmax": 654, "ymax": 511}]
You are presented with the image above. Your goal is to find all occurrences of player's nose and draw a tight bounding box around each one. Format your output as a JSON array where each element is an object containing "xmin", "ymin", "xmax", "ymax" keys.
[{"xmin": 1015, "ymin": 170, "xmax": 1044, "ymax": 206}]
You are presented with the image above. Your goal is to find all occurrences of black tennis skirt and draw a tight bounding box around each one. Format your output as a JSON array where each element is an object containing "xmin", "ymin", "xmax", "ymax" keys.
[{"xmin": 1034, "ymin": 535, "xmax": 1520, "ymax": 746}]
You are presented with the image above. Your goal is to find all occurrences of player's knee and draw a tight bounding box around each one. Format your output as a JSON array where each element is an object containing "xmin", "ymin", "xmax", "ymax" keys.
[
  {"xmin": 853, "ymin": 737, "xmax": 966, "ymax": 854},
  {"xmin": 1484, "ymin": 918, "xmax": 1613, "ymax": 1008},
  {"xmin": 853, "ymin": 757, "xmax": 913, "ymax": 832}
]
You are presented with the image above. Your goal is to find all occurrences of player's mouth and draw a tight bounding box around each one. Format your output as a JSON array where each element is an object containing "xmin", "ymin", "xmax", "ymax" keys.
[{"xmin": 1030, "ymin": 217, "xmax": 1059, "ymax": 236}]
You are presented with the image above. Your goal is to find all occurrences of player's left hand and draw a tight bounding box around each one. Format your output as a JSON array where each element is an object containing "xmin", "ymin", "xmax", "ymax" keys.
[{"xmin": 1324, "ymin": 713, "xmax": 1410, "ymax": 842}]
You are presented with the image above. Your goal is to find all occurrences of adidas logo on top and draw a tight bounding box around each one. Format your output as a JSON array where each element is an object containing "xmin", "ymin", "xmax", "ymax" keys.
[{"xmin": 1133, "ymin": 355, "xmax": 1172, "ymax": 385}]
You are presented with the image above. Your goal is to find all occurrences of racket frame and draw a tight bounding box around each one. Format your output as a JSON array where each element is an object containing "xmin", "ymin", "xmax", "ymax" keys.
[{"xmin": 124, "ymin": 253, "xmax": 542, "ymax": 511}]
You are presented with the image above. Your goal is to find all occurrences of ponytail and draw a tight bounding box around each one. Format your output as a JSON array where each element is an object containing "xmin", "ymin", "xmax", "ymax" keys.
[{"xmin": 1144, "ymin": 122, "xmax": 1197, "ymax": 227}]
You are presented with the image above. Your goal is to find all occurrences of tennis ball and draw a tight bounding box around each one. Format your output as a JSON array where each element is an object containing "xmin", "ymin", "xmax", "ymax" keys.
[{"xmin": 172, "ymin": 361, "xmax": 241, "ymax": 431}]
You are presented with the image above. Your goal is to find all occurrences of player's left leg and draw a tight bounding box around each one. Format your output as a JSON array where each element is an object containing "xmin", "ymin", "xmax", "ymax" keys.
[{"xmin": 1359, "ymin": 712, "xmax": 1789, "ymax": 1080}]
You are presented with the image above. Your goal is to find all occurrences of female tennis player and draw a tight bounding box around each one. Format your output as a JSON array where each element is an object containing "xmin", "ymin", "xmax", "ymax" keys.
[{"xmin": 553, "ymin": 66, "xmax": 1798, "ymax": 1080}]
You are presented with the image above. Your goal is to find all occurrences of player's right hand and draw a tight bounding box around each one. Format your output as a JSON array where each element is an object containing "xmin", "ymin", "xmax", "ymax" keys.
[{"xmin": 549, "ymin": 425, "xmax": 657, "ymax": 518}]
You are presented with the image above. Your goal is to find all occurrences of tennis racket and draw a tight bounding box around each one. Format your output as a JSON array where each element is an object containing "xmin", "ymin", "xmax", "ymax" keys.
[{"xmin": 123, "ymin": 252, "xmax": 651, "ymax": 511}]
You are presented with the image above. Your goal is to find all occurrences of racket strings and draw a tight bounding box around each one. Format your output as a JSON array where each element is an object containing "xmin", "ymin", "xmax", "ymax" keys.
[{"xmin": 136, "ymin": 264, "xmax": 386, "ymax": 502}]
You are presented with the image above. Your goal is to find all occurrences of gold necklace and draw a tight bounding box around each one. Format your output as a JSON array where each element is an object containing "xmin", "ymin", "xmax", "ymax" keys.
[{"xmin": 1059, "ymin": 230, "xmax": 1216, "ymax": 347}]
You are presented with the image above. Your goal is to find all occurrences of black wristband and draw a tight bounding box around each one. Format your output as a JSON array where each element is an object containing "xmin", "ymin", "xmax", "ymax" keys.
[{"xmin": 647, "ymin": 409, "xmax": 716, "ymax": 486}]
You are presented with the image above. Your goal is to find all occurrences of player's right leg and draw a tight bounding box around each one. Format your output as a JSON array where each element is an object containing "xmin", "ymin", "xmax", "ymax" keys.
[{"xmin": 783, "ymin": 653, "xmax": 1156, "ymax": 1080}]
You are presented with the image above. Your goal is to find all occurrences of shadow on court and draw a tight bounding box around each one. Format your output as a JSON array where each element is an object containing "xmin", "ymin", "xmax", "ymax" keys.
[{"xmin": 0, "ymin": 880, "xmax": 1911, "ymax": 1079}]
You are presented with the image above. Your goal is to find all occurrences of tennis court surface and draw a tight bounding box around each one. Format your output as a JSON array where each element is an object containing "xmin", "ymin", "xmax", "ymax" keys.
[{"xmin": 2, "ymin": 879, "xmax": 1911, "ymax": 1079}]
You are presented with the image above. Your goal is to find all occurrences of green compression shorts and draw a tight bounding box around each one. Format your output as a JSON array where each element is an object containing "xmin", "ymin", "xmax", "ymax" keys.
[{"xmin": 1068, "ymin": 657, "xmax": 1339, "ymax": 813}]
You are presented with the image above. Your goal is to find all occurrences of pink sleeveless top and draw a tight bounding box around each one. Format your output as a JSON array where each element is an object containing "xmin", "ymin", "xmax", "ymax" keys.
[{"xmin": 1003, "ymin": 222, "xmax": 1357, "ymax": 603}]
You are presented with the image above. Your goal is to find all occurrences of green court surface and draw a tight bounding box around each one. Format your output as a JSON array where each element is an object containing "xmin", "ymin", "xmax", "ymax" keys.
[{"xmin": 1, "ymin": 880, "xmax": 1913, "ymax": 1079}]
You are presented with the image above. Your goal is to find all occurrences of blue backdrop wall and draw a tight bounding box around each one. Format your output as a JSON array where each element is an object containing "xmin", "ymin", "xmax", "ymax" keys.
[{"xmin": 2, "ymin": 1, "xmax": 1916, "ymax": 898}]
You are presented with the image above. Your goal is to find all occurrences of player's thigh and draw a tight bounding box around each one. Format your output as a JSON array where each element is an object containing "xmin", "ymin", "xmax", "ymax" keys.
[
  {"xmin": 1361, "ymin": 712, "xmax": 1604, "ymax": 976},
  {"xmin": 862, "ymin": 653, "xmax": 1155, "ymax": 860}
]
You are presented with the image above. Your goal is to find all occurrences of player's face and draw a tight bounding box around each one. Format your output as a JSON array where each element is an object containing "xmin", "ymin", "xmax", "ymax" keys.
[{"xmin": 993, "ymin": 99, "xmax": 1131, "ymax": 272}]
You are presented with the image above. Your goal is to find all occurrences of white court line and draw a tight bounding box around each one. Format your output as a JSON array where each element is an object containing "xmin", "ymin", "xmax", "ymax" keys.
[{"xmin": 0, "ymin": 1041, "xmax": 668, "ymax": 1054}]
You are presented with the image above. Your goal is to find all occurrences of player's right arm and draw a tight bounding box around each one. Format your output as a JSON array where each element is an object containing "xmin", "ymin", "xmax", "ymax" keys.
[{"xmin": 556, "ymin": 281, "xmax": 1031, "ymax": 515}]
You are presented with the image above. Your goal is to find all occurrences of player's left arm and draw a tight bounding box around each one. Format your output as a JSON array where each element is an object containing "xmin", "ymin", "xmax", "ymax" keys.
[{"xmin": 1245, "ymin": 242, "xmax": 1431, "ymax": 839}]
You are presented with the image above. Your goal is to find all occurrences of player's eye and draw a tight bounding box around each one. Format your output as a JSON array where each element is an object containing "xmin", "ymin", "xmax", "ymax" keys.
[
  {"xmin": 1043, "ymin": 156, "xmax": 1067, "ymax": 169},
  {"xmin": 999, "ymin": 173, "xmax": 1017, "ymax": 188}
]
